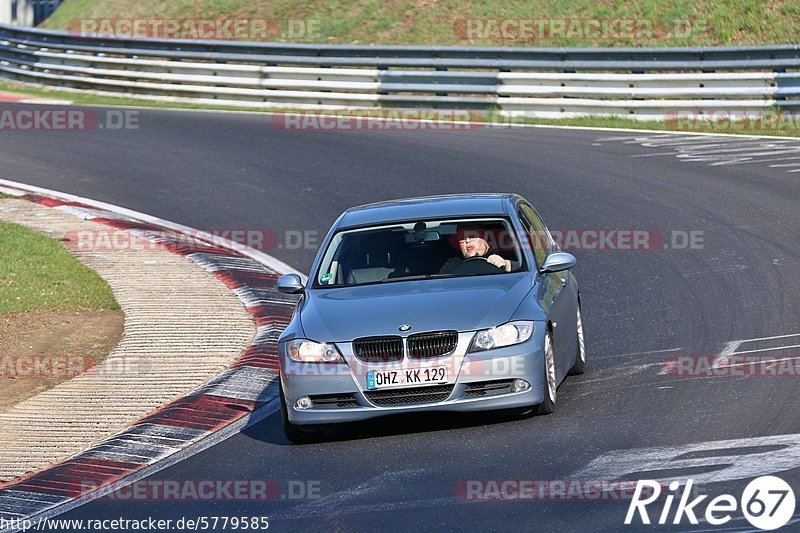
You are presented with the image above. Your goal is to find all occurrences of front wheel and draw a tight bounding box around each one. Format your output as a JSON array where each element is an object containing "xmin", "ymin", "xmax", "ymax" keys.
[
  {"xmin": 535, "ymin": 329, "xmax": 556, "ymax": 415},
  {"xmin": 280, "ymin": 384, "xmax": 325, "ymax": 444},
  {"xmin": 568, "ymin": 303, "xmax": 586, "ymax": 376}
]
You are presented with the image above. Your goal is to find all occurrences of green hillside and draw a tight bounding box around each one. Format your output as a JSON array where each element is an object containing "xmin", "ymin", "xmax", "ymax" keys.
[{"xmin": 41, "ymin": 0, "xmax": 800, "ymax": 47}]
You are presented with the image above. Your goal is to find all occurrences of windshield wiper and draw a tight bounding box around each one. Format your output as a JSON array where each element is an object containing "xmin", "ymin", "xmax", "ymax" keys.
[{"xmin": 378, "ymin": 273, "xmax": 476, "ymax": 283}]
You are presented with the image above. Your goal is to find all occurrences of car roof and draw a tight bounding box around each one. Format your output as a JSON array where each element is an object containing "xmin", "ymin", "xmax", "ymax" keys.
[{"xmin": 338, "ymin": 193, "xmax": 522, "ymax": 229}]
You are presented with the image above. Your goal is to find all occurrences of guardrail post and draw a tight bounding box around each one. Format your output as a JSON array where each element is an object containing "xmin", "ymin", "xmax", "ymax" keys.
[{"xmin": 434, "ymin": 65, "xmax": 447, "ymax": 97}]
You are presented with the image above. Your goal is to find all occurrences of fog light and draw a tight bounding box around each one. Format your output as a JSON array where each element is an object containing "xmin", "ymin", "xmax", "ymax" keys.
[
  {"xmin": 295, "ymin": 396, "xmax": 313, "ymax": 410},
  {"xmin": 512, "ymin": 379, "xmax": 530, "ymax": 392}
]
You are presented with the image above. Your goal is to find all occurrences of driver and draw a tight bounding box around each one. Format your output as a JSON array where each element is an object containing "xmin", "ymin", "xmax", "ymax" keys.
[{"xmin": 439, "ymin": 224, "xmax": 511, "ymax": 274}]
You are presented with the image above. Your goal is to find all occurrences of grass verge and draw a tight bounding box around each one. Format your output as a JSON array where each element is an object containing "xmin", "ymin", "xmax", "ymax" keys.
[
  {"xmin": 0, "ymin": 219, "xmax": 119, "ymax": 314},
  {"xmin": 41, "ymin": 0, "xmax": 800, "ymax": 47}
]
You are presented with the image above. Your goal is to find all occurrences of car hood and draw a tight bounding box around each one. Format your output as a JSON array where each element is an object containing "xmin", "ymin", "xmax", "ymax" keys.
[{"xmin": 299, "ymin": 273, "xmax": 533, "ymax": 342}]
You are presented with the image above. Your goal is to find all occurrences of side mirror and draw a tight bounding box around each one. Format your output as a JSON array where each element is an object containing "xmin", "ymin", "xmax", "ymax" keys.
[
  {"xmin": 539, "ymin": 252, "xmax": 577, "ymax": 273},
  {"xmin": 276, "ymin": 273, "xmax": 305, "ymax": 294}
]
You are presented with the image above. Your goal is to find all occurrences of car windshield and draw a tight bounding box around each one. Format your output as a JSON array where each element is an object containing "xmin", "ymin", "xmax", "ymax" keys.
[{"xmin": 314, "ymin": 217, "xmax": 526, "ymax": 288}]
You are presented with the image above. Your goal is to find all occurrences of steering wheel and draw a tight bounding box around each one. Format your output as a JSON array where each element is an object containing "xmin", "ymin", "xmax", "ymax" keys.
[{"xmin": 452, "ymin": 256, "xmax": 505, "ymax": 275}]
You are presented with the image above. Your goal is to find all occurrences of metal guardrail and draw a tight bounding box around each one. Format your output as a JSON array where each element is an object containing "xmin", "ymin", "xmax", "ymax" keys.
[{"xmin": 1, "ymin": 23, "xmax": 799, "ymax": 119}]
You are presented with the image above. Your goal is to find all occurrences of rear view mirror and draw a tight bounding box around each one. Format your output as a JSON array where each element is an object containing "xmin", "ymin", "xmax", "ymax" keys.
[
  {"xmin": 405, "ymin": 231, "xmax": 440, "ymax": 243},
  {"xmin": 540, "ymin": 252, "xmax": 577, "ymax": 273}
]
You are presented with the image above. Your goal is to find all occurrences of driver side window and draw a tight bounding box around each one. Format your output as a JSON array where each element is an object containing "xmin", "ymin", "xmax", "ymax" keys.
[{"xmin": 519, "ymin": 204, "xmax": 551, "ymax": 268}]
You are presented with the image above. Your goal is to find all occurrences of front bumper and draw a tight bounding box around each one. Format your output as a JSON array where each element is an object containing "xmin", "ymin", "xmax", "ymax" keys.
[{"xmin": 280, "ymin": 324, "xmax": 546, "ymax": 426}]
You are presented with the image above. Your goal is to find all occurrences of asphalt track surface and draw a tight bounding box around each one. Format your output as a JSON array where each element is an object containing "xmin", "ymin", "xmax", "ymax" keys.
[{"xmin": 2, "ymin": 105, "xmax": 800, "ymax": 532}]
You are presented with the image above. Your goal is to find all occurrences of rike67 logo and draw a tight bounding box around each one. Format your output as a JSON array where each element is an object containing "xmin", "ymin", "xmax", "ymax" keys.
[{"xmin": 626, "ymin": 476, "xmax": 796, "ymax": 530}]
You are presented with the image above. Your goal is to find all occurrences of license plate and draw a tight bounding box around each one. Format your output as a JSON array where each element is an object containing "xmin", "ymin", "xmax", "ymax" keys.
[{"xmin": 366, "ymin": 366, "xmax": 448, "ymax": 390}]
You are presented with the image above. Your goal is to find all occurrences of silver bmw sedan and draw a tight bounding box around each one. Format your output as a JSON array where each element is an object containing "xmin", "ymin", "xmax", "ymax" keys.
[{"xmin": 276, "ymin": 193, "xmax": 585, "ymax": 443}]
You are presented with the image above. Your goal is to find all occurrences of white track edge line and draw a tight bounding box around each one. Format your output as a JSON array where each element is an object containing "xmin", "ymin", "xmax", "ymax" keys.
[{"xmin": 71, "ymin": 100, "xmax": 800, "ymax": 141}]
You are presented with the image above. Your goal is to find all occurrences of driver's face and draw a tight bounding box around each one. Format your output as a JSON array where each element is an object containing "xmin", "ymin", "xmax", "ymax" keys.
[{"xmin": 459, "ymin": 236, "xmax": 489, "ymax": 258}]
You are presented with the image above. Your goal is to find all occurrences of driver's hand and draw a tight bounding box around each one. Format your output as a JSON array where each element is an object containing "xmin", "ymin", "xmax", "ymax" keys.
[{"xmin": 487, "ymin": 254, "xmax": 511, "ymax": 272}]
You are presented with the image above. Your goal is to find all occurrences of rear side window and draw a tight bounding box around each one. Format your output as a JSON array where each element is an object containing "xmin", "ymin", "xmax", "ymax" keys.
[{"xmin": 518, "ymin": 204, "xmax": 551, "ymax": 268}]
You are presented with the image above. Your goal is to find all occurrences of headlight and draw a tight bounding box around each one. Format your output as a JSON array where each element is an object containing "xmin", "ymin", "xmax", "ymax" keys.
[
  {"xmin": 286, "ymin": 339, "xmax": 344, "ymax": 363},
  {"xmin": 470, "ymin": 321, "xmax": 534, "ymax": 352}
]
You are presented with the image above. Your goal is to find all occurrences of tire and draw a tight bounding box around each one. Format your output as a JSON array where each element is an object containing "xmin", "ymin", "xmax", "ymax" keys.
[
  {"xmin": 496, "ymin": 405, "xmax": 536, "ymax": 419},
  {"xmin": 535, "ymin": 329, "xmax": 556, "ymax": 415},
  {"xmin": 568, "ymin": 302, "xmax": 586, "ymax": 376},
  {"xmin": 280, "ymin": 385, "xmax": 325, "ymax": 444}
]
